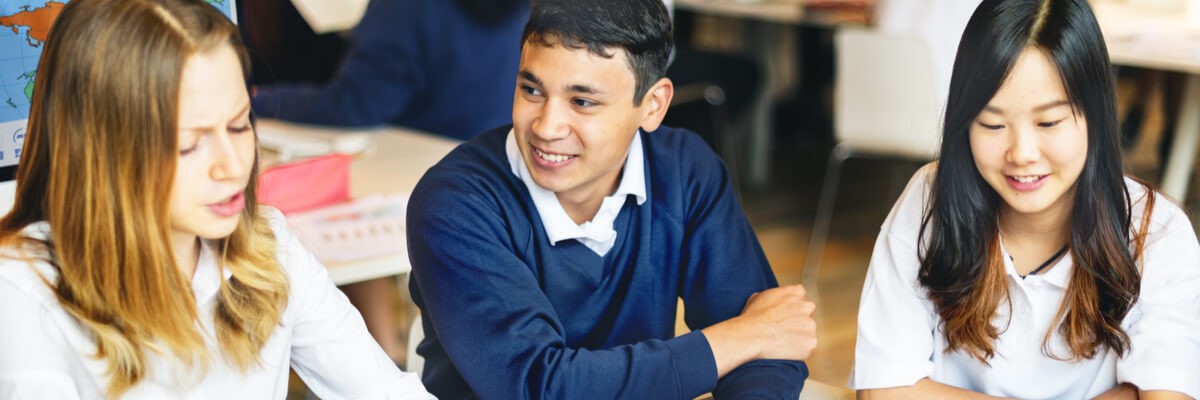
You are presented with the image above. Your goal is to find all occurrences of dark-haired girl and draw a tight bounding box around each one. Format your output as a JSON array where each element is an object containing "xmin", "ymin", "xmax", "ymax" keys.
[{"xmin": 852, "ymin": 0, "xmax": 1199, "ymax": 398}]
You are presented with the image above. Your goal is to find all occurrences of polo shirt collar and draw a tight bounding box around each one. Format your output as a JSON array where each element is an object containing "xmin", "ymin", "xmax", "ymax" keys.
[
  {"xmin": 191, "ymin": 239, "xmax": 234, "ymax": 306},
  {"xmin": 998, "ymin": 235, "xmax": 1072, "ymax": 289},
  {"xmin": 505, "ymin": 129, "xmax": 646, "ymax": 245}
]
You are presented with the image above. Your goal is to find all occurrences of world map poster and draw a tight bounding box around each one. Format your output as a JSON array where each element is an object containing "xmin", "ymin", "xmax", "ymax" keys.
[{"xmin": 0, "ymin": 0, "xmax": 235, "ymax": 167}]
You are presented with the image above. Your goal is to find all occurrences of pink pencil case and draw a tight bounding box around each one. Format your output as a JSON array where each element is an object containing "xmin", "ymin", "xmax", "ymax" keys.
[{"xmin": 257, "ymin": 154, "xmax": 352, "ymax": 214}]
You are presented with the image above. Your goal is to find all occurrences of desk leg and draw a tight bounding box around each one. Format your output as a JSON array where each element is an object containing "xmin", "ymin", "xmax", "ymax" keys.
[{"xmin": 1160, "ymin": 74, "xmax": 1200, "ymax": 202}]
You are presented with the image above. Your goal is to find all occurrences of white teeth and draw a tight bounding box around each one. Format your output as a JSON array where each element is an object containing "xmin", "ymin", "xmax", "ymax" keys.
[
  {"xmin": 1012, "ymin": 175, "xmax": 1041, "ymax": 183},
  {"xmin": 535, "ymin": 149, "xmax": 570, "ymax": 163}
]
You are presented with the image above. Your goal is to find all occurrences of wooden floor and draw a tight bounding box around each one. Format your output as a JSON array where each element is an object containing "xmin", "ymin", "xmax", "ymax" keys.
[{"xmin": 740, "ymin": 140, "xmax": 924, "ymax": 389}]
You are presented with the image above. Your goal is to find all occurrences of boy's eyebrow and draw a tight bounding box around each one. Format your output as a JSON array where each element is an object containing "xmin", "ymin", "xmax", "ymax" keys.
[
  {"xmin": 518, "ymin": 70, "xmax": 542, "ymax": 87},
  {"xmin": 519, "ymin": 70, "xmax": 606, "ymax": 96},
  {"xmin": 568, "ymin": 84, "xmax": 604, "ymax": 96}
]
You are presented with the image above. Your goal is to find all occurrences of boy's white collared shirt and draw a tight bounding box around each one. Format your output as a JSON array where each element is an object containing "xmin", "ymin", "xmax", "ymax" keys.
[{"xmin": 506, "ymin": 129, "xmax": 646, "ymax": 257}]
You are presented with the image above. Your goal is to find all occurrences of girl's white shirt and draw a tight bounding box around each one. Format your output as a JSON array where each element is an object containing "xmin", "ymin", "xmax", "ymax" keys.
[
  {"xmin": 852, "ymin": 164, "xmax": 1200, "ymax": 399},
  {"xmin": 0, "ymin": 208, "xmax": 434, "ymax": 400}
]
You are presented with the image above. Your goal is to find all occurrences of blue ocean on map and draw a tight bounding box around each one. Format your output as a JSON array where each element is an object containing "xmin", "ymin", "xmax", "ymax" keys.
[
  {"xmin": 0, "ymin": 0, "xmax": 232, "ymax": 166},
  {"xmin": 0, "ymin": 0, "xmax": 233, "ymax": 123}
]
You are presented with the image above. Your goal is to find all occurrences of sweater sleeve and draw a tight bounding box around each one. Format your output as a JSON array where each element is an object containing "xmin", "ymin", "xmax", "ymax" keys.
[
  {"xmin": 251, "ymin": 0, "xmax": 423, "ymax": 127},
  {"xmin": 672, "ymin": 135, "xmax": 808, "ymax": 399},
  {"xmin": 407, "ymin": 173, "xmax": 718, "ymax": 400}
]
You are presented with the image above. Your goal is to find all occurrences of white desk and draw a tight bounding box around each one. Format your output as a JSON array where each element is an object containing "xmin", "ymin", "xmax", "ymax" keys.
[
  {"xmin": 255, "ymin": 119, "xmax": 460, "ymax": 285},
  {"xmin": 798, "ymin": 380, "xmax": 854, "ymax": 400},
  {"xmin": 1097, "ymin": 2, "xmax": 1200, "ymax": 201}
]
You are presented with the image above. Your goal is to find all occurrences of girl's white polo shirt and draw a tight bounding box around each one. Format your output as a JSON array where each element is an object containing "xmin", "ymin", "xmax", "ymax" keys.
[{"xmin": 851, "ymin": 165, "xmax": 1200, "ymax": 398}]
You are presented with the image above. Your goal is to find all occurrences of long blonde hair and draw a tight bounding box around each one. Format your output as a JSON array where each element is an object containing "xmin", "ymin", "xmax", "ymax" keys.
[{"xmin": 0, "ymin": 0, "xmax": 288, "ymax": 396}]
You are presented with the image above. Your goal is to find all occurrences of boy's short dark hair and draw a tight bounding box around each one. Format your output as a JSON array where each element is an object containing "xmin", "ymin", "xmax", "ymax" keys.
[{"xmin": 522, "ymin": 0, "xmax": 673, "ymax": 105}]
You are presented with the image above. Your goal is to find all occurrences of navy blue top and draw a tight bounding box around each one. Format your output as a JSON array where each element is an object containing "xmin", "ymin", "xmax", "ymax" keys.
[
  {"xmin": 407, "ymin": 125, "xmax": 808, "ymax": 399},
  {"xmin": 251, "ymin": 0, "xmax": 528, "ymax": 140}
]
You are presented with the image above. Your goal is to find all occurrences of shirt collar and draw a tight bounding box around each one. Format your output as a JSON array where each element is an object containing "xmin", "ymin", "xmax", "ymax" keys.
[
  {"xmin": 506, "ymin": 129, "xmax": 647, "ymax": 245},
  {"xmin": 1038, "ymin": 251, "xmax": 1072, "ymax": 289},
  {"xmin": 998, "ymin": 236, "xmax": 1072, "ymax": 289},
  {"xmin": 191, "ymin": 239, "xmax": 233, "ymax": 306}
]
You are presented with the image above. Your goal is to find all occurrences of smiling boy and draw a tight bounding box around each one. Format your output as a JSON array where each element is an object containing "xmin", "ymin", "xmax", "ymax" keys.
[{"xmin": 407, "ymin": 0, "xmax": 816, "ymax": 398}]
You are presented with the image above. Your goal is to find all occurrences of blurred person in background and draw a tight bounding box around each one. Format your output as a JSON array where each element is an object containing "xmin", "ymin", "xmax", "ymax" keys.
[{"xmin": 251, "ymin": 0, "xmax": 529, "ymax": 141}]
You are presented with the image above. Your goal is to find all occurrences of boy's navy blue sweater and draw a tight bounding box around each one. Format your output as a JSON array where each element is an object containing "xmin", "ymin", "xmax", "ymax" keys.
[{"xmin": 407, "ymin": 125, "xmax": 808, "ymax": 399}]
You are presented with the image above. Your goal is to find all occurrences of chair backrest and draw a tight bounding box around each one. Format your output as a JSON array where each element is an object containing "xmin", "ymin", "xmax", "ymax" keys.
[{"xmin": 834, "ymin": 26, "xmax": 943, "ymax": 160}]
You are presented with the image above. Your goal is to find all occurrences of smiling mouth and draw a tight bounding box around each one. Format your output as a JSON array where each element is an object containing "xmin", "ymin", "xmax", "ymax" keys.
[
  {"xmin": 534, "ymin": 148, "xmax": 574, "ymax": 163},
  {"xmin": 1009, "ymin": 174, "xmax": 1046, "ymax": 183}
]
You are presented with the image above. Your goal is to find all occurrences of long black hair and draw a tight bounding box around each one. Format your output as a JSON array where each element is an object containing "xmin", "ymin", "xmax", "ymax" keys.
[{"xmin": 919, "ymin": 0, "xmax": 1152, "ymax": 362}]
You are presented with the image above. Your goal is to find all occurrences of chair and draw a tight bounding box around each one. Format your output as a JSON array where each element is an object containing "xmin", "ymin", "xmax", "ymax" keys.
[
  {"xmin": 670, "ymin": 82, "xmax": 743, "ymax": 194},
  {"xmin": 802, "ymin": 27, "xmax": 943, "ymax": 288}
]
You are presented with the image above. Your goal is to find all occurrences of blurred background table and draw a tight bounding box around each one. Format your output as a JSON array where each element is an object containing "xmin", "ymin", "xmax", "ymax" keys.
[
  {"xmin": 256, "ymin": 118, "xmax": 459, "ymax": 284},
  {"xmin": 1097, "ymin": 0, "xmax": 1200, "ymax": 201}
]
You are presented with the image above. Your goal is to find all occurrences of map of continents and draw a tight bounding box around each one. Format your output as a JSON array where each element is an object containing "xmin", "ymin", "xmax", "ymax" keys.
[{"xmin": 0, "ymin": 0, "xmax": 233, "ymax": 165}]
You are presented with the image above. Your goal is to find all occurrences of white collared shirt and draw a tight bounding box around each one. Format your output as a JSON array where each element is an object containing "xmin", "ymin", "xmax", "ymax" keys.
[
  {"xmin": 852, "ymin": 164, "xmax": 1200, "ymax": 398},
  {"xmin": 0, "ymin": 209, "xmax": 434, "ymax": 400},
  {"xmin": 506, "ymin": 129, "xmax": 647, "ymax": 257}
]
